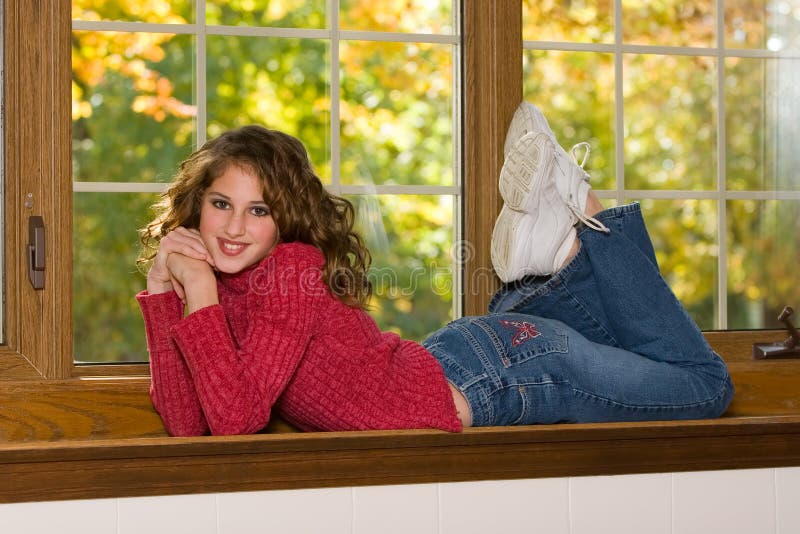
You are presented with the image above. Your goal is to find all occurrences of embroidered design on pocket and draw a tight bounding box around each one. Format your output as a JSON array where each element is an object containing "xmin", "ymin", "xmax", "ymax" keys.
[{"xmin": 499, "ymin": 319, "xmax": 541, "ymax": 347}]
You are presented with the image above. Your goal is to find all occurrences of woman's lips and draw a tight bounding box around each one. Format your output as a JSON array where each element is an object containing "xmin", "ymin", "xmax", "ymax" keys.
[{"xmin": 217, "ymin": 237, "xmax": 249, "ymax": 256}]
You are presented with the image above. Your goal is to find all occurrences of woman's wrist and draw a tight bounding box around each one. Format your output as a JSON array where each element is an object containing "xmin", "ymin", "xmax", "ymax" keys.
[
  {"xmin": 147, "ymin": 276, "xmax": 174, "ymax": 295},
  {"xmin": 184, "ymin": 279, "xmax": 220, "ymax": 314}
]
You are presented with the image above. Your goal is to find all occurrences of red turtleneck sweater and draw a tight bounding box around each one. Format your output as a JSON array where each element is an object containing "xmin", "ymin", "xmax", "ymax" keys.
[{"xmin": 137, "ymin": 242, "xmax": 462, "ymax": 436}]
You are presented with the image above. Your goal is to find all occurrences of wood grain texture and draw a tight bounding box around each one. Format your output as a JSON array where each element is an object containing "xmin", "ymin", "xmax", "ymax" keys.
[
  {"xmin": 2, "ymin": 0, "xmax": 799, "ymax": 506},
  {"xmin": 3, "ymin": 0, "xmax": 73, "ymax": 380},
  {"xmin": 0, "ymin": 352, "xmax": 43, "ymax": 380},
  {"xmin": 1, "ymin": 329, "xmax": 797, "ymax": 442},
  {"xmin": 463, "ymin": 0, "xmax": 522, "ymax": 316},
  {"xmin": 0, "ymin": 379, "xmax": 165, "ymax": 441},
  {"xmin": 1, "ymin": 417, "xmax": 799, "ymax": 503},
  {"xmin": 0, "ymin": 327, "xmax": 798, "ymax": 504}
]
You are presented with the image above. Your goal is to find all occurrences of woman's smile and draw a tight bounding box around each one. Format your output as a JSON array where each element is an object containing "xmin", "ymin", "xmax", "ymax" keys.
[{"xmin": 217, "ymin": 237, "xmax": 249, "ymax": 256}]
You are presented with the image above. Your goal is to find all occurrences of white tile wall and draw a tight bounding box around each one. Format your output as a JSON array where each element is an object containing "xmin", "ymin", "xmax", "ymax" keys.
[
  {"xmin": 673, "ymin": 468, "xmax": 776, "ymax": 534},
  {"xmin": 439, "ymin": 477, "xmax": 569, "ymax": 533},
  {"xmin": 570, "ymin": 472, "xmax": 671, "ymax": 534},
  {"xmin": 218, "ymin": 487, "xmax": 352, "ymax": 534},
  {"xmin": 0, "ymin": 467, "xmax": 798, "ymax": 534},
  {"xmin": 0, "ymin": 498, "xmax": 116, "ymax": 534},
  {"xmin": 353, "ymin": 483, "xmax": 438, "ymax": 534},
  {"xmin": 776, "ymin": 467, "xmax": 800, "ymax": 534},
  {"xmin": 118, "ymin": 493, "xmax": 218, "ymax": 534}
]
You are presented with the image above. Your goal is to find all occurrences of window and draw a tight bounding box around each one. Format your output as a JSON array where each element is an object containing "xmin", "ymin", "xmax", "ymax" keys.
[
  {"xmin": 521, "ymin": 0, "xmax": 800, "ymax": 331},
  {"xmin": 71, "ymin": 0, "xmax": 461, "ymax": 363},
  {"xmin": 3, "ymin": 0, "xmax": 800, "ymax": 503}
]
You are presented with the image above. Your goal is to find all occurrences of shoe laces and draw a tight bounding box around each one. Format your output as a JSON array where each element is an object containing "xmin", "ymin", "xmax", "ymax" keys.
[
  {"xmin": 567, "ymin": 140, "xmax": 610, "ymax": 233},
  {"xmin": 570, "ymin": 142, "xmax": 591, "ymax": 182},
  {"xmin": 570, "ymin": 141, "xmax": 591, "ymax": 168},
  {"xmin": 569, "ymin": 203, "xmax": 610, "ymax": 233}
]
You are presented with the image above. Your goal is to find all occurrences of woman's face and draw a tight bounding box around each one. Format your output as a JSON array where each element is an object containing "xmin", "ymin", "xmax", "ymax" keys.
[{"xmin": 198, "ymin": 164, "xmax": 279, "ymax": 274}]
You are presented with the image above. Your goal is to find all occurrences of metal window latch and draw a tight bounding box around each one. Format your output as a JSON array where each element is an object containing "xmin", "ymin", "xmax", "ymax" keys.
[
  {"xmin": 27, "ymin": 215, "xmax": 45, "ymax": 290},
  {"xmin": 753, "ymin": 306, "xmax": 800, "ymax": 359}
]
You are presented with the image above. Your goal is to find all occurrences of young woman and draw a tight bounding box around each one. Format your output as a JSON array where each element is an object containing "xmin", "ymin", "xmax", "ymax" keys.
[{"xmin": 137, "ymin": 105, "xmax": 734, "ymax": 436}]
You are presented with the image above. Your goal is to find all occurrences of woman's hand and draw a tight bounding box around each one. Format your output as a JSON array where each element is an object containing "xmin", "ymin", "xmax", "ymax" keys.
[
  {"xmin": 147, "ymin": 227, "xmax": 216, "ymax": 303},
  {"xmin": 166, "ymin": 253, "xmax": 220, "ymax": 313}
]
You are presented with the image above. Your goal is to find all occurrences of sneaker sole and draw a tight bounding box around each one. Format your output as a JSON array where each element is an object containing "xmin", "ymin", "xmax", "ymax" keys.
[
  {"xmin": 499, "ymin": 132, "xmax": 555, "ymax": 214},
  {"xmin": 504, "ymin": 102, "xmax": 553, "ymax": 159},
  {"xmin": 491, "ymin": 202, "xmax": 577, "ymax": 282},
  {"xmin": 490, "ymin": 206, "xmax": 518, "ymax": 283}
]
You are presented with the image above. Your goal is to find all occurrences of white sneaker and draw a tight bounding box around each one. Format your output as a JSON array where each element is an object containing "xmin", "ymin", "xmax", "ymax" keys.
[
  {"xmin": 504, "ymin": 101, "xmax": 609, "ymax": 233},
  {"xmin": 491, "ymin": 133, "xmax": 578, "ymax": 282}
]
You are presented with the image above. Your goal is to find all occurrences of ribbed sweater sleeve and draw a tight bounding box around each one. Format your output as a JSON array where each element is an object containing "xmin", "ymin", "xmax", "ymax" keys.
[
  {"xmin": 136, "ymin": 290, "xmax": 209, "ymax": 436},
  {"xmin": 169, "ymin": 254, "xmax": 321, "ymax": 435}
]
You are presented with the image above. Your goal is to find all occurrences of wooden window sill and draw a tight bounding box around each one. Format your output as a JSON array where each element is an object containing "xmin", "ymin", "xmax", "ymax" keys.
[
  {"xmin": 1, "ymin": 331, "xmax": 799, "ymax": 504},
  {"xmin": 2, "ymin": 416, "xmax": 800, "ymax": 503}
]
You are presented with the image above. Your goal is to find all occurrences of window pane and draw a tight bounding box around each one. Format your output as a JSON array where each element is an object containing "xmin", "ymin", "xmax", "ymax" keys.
[
  {"xmin": 623, "ymin": 54, "xmax": 717, "ymax": 190},
  {"xmin": 727, "ymin": 200, "xmax": 800, "ymax": 329},
  {"xmin": 633, "ymin": 198, "xmax": 719, "ymax": 330},
  {"xmin": 726, "ymin": 57, "xmax": 800, "ymax": 191},
  {"xmin": 206, "ymin": 0, "xmax": 326, "ymax": 28},
  {"xmin": 725, "ymin": 0, "xmax": 800, "ymax": 50},
  {"xmin": 340, "ymin": 0, "xmax": 454, "ymax": 33},
  {"xmin": 351, "ymin": 195, "xmax": 454, "ymax": 342},
  {"xmin": 72, "ymin": 0, "xmax": 194, "ymax": 23},
  {"xmin": 621, "ymin": 0, "xmax": 715, "ymax": 47},
  {"xmin": 205, "ymin": 36, "xmax": 331, "ymax": 182},
  {"xmin": 522, "ymin": 50, "xmax": 616, "ymax": 190},
  {"xmin": 74, "ymin": 192, "xmax": 154, "ymax": 363},
  {"xmin": 340, "ymin": 41, "xmax": 454, "ymax": 186},
  {"xmin": 72, "ymin": 31, "xmax": 196, "ymax": 183},
  {"xmin": 522, "ymin": 0, "xmax": 613, "ymax": 43}
]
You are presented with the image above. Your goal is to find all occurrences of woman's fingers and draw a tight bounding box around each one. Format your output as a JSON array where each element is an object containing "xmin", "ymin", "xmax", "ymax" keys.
[
  {"xmin": 185, "ymin": 228, "xmax": 216, "ymax": 267},
  {"xmin": 148, "ymin": 228, "xmax": 215, "ymax": 296},
  {"xmin": 161, "ymin": 227, "xmax": 210, "ymax": 260}
]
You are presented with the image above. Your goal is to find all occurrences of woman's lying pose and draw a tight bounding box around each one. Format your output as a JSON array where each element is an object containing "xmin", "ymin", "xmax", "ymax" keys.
[{"xmin": 137, "ymin": 103, "xmax": 734, "ymax": 435}]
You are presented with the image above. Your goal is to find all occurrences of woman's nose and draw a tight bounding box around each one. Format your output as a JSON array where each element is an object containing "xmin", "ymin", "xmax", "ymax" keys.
[{"xmin": 224, "ymin": 211, "xmax": 246, "ymax": 237}]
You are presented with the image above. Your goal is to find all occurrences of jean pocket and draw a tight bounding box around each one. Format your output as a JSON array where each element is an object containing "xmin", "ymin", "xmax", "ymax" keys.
[{"xmin": 474, "ymin": 316, "xmax": 569, "ymax": 368}]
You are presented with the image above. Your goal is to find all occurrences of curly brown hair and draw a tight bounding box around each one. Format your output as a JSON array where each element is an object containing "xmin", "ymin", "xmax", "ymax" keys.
[{"xmin": 139, "ymin": 125, "xmax": 372, "ymax": 308}]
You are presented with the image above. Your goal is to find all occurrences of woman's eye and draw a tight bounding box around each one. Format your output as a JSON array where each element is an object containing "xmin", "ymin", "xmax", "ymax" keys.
[
  {"xmin": 251, "ymin": 206, "xmax": 270, "ymax": 217},
  {"xmin": 212, "ymin": 199, "xmax": 229, "ymax": 209}
]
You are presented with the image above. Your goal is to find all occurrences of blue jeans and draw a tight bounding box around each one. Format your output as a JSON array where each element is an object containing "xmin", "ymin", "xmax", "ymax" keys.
[{"xmin": 423, "ymin": 203, "xmax": 734, "ymax": 426}]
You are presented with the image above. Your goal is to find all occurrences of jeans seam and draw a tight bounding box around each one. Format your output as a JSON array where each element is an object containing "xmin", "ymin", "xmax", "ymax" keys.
[
  {"xmin": 473, "ymin": 318, "xmax": 512, "ymax": 368},
  {"xmin": 450, "ymin": 322, "xmax": 497, "ymax": 424},
  {"xmin": 572, "ymin": 376, "xmax": 732, "ymax": 411},
  {"xmin": 558, "ymin": 284, "xmax": 619, "ymax": 347}
]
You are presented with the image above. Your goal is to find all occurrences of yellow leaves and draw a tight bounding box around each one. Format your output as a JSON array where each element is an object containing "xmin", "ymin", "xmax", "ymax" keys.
[
  {"xmin": 127, "ymin": 0, "xmax": 173, "ymax": 19},
  {"xmin": 73, "ymin": 0, "xmax": 188, "ymax": 24},
  {"xmin": 72, "ymin": 82, "xmax": 93, "ymax": 120},
  {"xmin": 73, "ymin": 29, "xmax": 195, "ymax": 123},
  {"xmin": 132, "ymin": 93, "xmax": 196, "ymax": 122},
  {"xmin": 341, "ymin": 0, "xmax": 451, "ymax": 33},
  {"xmin": 268, "ymin": 0, "xmax": 290, "ymax": 20}
]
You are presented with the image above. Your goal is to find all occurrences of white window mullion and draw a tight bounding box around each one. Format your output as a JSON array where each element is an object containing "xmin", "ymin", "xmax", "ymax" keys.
[
  {"xmin": 196, "ymin": 0, "xmax": 207, "ymax": 146},
  {"xmin": 716, "ymin": 0, "xmax": 728, "ymax": 329},
  {"xmin": 329, "ymin": 0, "xmax": 341, "ymax": 195},
  {"xmin": 614, "ymin": 0, "xmax": 625, "ymax": 205}
]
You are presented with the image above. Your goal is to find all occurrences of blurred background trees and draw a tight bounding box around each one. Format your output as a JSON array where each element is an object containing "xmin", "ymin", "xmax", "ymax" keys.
[
  {"xmin": 72, "ymin": 0, "xmax": 798, "ymax": 362},
  {"xmin": 72, "ymin": 0, "xmax": 455, "ymax": 362},
  {"xmin": 522, "ymin": 0, "xmax": 799, "ymax": 331}
]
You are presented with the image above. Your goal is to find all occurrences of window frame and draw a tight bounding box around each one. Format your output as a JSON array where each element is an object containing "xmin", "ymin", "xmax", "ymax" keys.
[
  {"xmin": 2, "ymin": 0, "xmax": 800, "ymax": 505},
  {"xmin": 521, "ymin": 2, "xmax": 800, "ymax": 331}
]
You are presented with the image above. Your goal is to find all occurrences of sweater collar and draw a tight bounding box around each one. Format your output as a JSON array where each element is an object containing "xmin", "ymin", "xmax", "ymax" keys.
[{"xmin": 216, "ymin": 252, "xmax": 274, "ymax": 295}]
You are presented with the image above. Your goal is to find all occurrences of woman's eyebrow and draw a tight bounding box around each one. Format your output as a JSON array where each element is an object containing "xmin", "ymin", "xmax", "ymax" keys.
[{"xmin": 206, "ymin": 191, "xmax": 268, "ymax": 205}]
